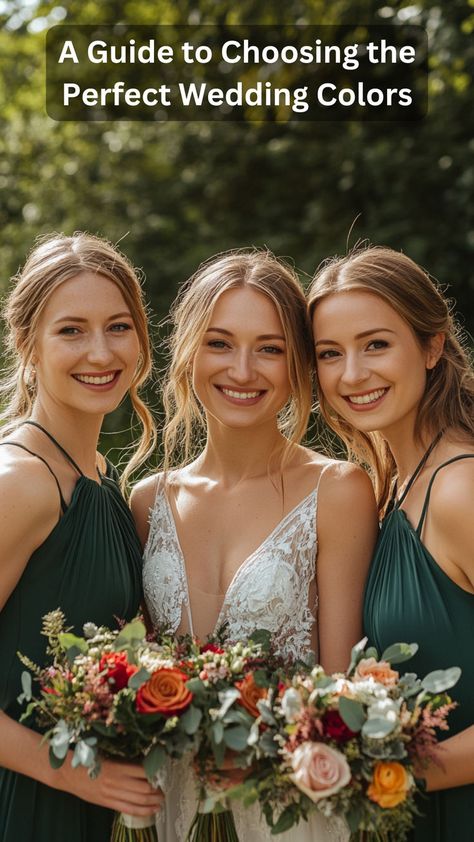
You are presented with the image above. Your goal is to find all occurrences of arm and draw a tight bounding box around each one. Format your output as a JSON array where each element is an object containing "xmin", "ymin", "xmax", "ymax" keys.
[
  {"xmin": 0, "ymin": 458, "xmax": 161, "ymax": 814},
  {"xmin": 420, "ymin": 462, "xmax": 474, "ymax": 790},
  {"xmin": 316, "ymin": 462, "xmax": 378, "ymax": 674}
]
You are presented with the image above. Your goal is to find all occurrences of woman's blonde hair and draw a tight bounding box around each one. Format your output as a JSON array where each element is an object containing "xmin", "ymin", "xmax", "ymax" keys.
[
  {"xmin": 1, "ymin": 232, "xmax": 156, "ymax": 489},
  {"xmin": 162, "ymin": 249, "xmax": 314, "ymax": 469},
  {"xmin": 308, "ymin": 246, "xmax": 474, "ymax": 513}
]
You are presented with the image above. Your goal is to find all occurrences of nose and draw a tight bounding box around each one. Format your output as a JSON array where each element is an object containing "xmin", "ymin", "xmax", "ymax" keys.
[
  {"xmin": 228, "ymin": 348, "xmax": 256, "ymax": 384},
  {"xmin": 86, "ymin": 331, "xmax": 115, "ymax": 367},
  {"xmin": 340, "ymin": 352, "xmax": 370, "ymax": 387}
]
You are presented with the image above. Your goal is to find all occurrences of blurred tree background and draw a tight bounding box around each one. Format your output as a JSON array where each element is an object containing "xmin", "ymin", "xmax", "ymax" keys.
[{"xmin": 0, "ymin": 0, "xmax": 472, "ymax": 470}]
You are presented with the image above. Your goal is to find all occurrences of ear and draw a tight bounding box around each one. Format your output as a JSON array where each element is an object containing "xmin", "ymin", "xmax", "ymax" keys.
[{"xmin": 426, "ymin": 333, "xmax": 445, "ymax": 370}]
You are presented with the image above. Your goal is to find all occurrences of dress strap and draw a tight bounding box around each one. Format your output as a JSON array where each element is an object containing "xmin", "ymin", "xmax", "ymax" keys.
[
  {"xmin": 23, "ymin": 420, "xmax": 84, "ymax": 476},
  {"xmin": 0, "ymin": 441, "xmax": 68, "ymax": 513},
  {"xmin": 416, "ymin": 453, "xmax": 474, "ymax": 536},
  {"xmin": 395, "ymin": 431, "xmax": 443, "ymax": 508}
]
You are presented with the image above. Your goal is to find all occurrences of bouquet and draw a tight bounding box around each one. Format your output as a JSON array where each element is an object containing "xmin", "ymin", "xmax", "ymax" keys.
[
  {"xmin": 18, "ymin": 613, "xmax": 283, "ymax": 842},
  {"xmin": 18, "ymin": 610, "xmax": 198, "ymax": 842},
  {"xmin": 229, "ymin": 639, "xmax": 461, "ymax": 841}
]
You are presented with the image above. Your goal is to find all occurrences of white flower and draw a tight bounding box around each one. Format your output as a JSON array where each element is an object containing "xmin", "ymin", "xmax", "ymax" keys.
[{"xmin": 281, "ymin": 688, "xmax": 303, "ymax": 722}]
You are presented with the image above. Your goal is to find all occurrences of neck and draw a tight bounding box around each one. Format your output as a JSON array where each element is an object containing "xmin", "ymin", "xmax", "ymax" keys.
[
  {"xmin": 382, "ymin": 419, "xmax": 439, "ymax": 486},
  {"xmin": 30, "ymin": 400, "xmax": 103, "ymax": 477},
  {"xmin": 198, "ymin": 418, "xmax": 289, "ymax": 486}
]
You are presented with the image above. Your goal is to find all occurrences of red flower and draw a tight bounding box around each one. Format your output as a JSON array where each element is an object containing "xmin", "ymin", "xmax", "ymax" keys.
[
  {"xmin": 99, "ymin": 651, "xmax": 138, "ymax": 692},
  {"xmin": 322, "ymin": 709, "xmax": 356, "ymax": 743},
  {"xmin": 136, "ymin": 667, "xmax": 193, "ymax": 716},
  {"xmin": 200, "ymin": 643, "xmax": 225, "ymax": 654}
]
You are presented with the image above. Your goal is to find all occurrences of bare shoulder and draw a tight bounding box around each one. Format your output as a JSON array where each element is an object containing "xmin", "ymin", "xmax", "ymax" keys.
[
  {"xmin": 0, "ymin": 446, "xmax": 61, "ymax": 528},
  {"xmin": 429, "ymin": 455, "xmax": 474, "ymax": 533},
  {"xmin": 320, "ymin": 458, "xmax": 376, "ymax": 509}
]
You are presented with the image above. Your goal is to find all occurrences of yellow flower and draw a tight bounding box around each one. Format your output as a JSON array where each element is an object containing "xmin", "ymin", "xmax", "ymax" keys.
[{"xmin": 367, "ymin": 761, "xmax": 411, "ymax": 808}]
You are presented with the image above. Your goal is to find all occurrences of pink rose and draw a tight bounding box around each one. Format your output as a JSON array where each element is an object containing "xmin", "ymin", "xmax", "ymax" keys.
[
  {"xmin": 290, "ymin": 742, "xmax": 351, "ymax": 802},
  {"xmin": 354, "ymin": 657, "xmax": 399, "ymax": 687}
]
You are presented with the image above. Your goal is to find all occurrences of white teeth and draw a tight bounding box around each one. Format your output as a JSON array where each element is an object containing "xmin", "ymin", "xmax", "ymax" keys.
[
  {"xmin": 75, "ymin": 373, "xmax": 116, "ymax": 385},
  {"xmin": 221, "ymin": 388, "xmax": 261, "ymax": 400},
  {"xmin": 347, "ymin": 388, "xmax": 387, "ymax": 405}
]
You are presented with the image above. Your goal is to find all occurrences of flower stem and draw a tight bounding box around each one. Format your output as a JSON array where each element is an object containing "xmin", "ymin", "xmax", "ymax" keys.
[{"xmin": 186, "ymin": 809, "xmax": 240, "ymax": 842}]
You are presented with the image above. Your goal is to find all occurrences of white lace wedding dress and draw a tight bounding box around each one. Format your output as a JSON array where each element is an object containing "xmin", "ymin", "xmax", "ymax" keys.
[{"xmin": 143, "ymin": 476, "xmax": 349, "ymax": 842}]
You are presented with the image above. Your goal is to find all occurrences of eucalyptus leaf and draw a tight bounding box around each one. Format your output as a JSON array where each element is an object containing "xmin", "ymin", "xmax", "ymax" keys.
[
  {"xmin": 143, "ymin": 744, "xmax": 166, "ymax": 780},
  {"xmin": 212, "ymin": 720, "xmax": 224, "ymax": 744},
  {"xmin": 381, "ymin": 642, "xmax": 418, "ymax": 665},
  {"xmin": 128, "ymin": 666, "xmax": 151, "ymax": 690},
  {"xmin": 257, "ymin": 699, "xmax": 277, "ymax": 726},
  {"xmin": 217, "ymin": 687, "xmax": 240, "ymax": 718},
  {"xmin": 181, "ymin": 704, "xmax": 202, "ymax": 735},
  {"xmin": 49, "ymin": 745, "xmax": 67, "ymax": 769},
  {"xmin": 339, "ymin": 696, "xmax": 365, "ymax": 732},
  {"xmin": 113, "ymin": 619, "xmax": 146, "ymax": 649},
  {"xmin": 347, "ymin": 636, "xmax": 368, "ymax": 673},
  {"xmin": 421, "ymin": 666, "xmax": 461, "ymax": 693},
  {"xmin": 58, "ymin": 632, "xmax": 88, "ymax": 654},
  {"xmin": 185, "ymin": 677, "xmax": 206, "ymax": 697},
  {"xmin": 362, "ymin": 716, "xmax": 396, "ymax": 739},
  {"xmin": 17, "ymin": 671, "xmax": 32, "ymax": 704},
  {"xmin": 71, "ymin": 739, "xmax": 96, "ymax": 768},
  {"xmin": 223, "ymin": 725, "xmax": 250, "ymax": 751},
  {"xmin": 50, "ymin": 720, "xmax": 71, "ymax": 759},
  {"xmin": 249, "ymin": 629, "xmax": 272, "ymax": 649}
]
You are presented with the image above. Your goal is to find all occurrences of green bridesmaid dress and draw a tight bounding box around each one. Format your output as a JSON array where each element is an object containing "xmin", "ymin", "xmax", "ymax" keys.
[
  {"xmin": 364, "ymin": 441, "xmax": 474, "ymax": 842},
  {"xmin": 0, "ymin": 422, "xmax": 143, "ymax": 842}
]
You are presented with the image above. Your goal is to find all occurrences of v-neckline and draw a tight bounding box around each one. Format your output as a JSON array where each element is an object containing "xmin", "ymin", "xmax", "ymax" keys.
[{"xmin": 160, "ymin": 486, "xmax": 318, "ymax": 636}]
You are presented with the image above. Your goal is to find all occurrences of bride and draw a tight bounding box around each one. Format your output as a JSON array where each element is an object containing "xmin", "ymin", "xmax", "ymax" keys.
[{"xmin": 132, "ymin": 250, "xmax": 377, "ymax": 841}]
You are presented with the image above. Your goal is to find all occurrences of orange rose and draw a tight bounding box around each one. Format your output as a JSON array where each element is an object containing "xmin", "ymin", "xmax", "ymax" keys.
[
  {"xmin": 235, "ymin": 672, "xmax": 268, "ymax": 718},
  {"xmin": 354, "ymin": 658, "xmax": 399, "ymax": 687},
  {"xmin": 367, "ymin": 762, "xmax": 411, "ymax": 808},
  {"xmin": 136, "ymin": 667, "xmax": 193, "ymax": 716}
]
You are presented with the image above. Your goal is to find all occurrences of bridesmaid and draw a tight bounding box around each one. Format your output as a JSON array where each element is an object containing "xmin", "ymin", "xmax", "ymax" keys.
[
  {"xmin": 0, "ymin": 233, "xmax": 161, "ymax": 841},
  {"xmin": 308, "ymin": 246, "xmax": 474, "ymax": 841}
]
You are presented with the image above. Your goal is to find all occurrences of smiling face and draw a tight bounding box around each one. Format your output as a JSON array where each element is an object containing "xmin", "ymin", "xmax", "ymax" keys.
[
  {"xmin": 312, "ymin": 290, "xmax": 439, "ymax": 440},
  {"xmin": 33, "ymin": 271, "xmax": 140, "ymax": 418},
  {"xmin": 192, "ymin": 286, "xmax": 291, "ymax": 431}
]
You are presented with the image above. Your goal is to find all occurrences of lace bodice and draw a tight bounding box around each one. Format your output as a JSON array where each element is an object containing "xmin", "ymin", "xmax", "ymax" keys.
[{"xmin": 143, "ymin": 479, "xmax": 323, "ymax": 662}]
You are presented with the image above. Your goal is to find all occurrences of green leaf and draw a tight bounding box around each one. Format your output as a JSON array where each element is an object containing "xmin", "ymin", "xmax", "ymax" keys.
[
  {"xmin": 143, "ymin": 744, "xmax": 166, "ymax": 781},
  {"xmin": 212, "ymin": 720, "xmax": 224, "ymax": 744},
  {"xmin": 50, "ymin": 719, "xmax": 71, "ymax": 759},
  {"xmin": 421, "ymin": 666, "xmax": 461, "ymax": 693},
  {"xmin": 49, "ymin": 745, "xmax": 67, "ymax": 769},
  {"xmin": 365, "ymin": 647, "xmax": 379, "ymax": 660},
  {"xmin": 58, "ymin": 632, "xmax": 88, "ymax": 654},
  {"xmin": 346, "ymin": 804, "xmax": 364, "ymax": 833},
  {"xmin": 185, "ymin": 677, "xmax": 206, "ymax": 698},
  {"xmin": 223, "ymin": 725, "xmax": 249, "ymax": 751},
  {"xmin": 381, "ymin": 642, "xmax": 418, "ymax": 665},
  {"xmin": 362, "ymin": 716, "xmax": 396, "ymax": 738},
  {"xmin": 128, "ymin": 667, "xmax": 150, "ymax": 690},
  {"xmin": 71, "ymin": 739, "xmax": 96, "ymax": 768},
  {"xmin": 347, "ymin": 636, "xmax": 368, "ymax": 673},
  {"xmin": 271, "ymin": 807, "xmax": 297, "ymax": 834},
  {"xmin": 252, "ymin": 669, "xmax": 270, "ymax": 688},
  {"xmin": 339, "ymin": 696, "xmax": 365, "ymax": 732},
  {"xmin": 113, "ymin": 619, "xmax": 146, "ymax": 649},
  {"xmin": 249, "ymin": 629, "xmax": 272, "ymax": 649},
  {"xmin": 180, "ymin": 704, "xmax": 202, "ymax": 735},
  {"xmin": 17, "ymin": 671, "xmax": 32, "ymax": 704}
]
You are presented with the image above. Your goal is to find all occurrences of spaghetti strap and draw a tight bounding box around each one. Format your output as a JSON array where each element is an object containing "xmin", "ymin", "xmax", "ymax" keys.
[
  {"xmin": 0, "ymin": 441, "xmax": 68, "ymax": 513},
  {"xmin": 416, "ymin": 453, "xmax": 474, "ymax": 535},
  {"xmin": 396, "ymin": 431, "xmax": 443, "ymax": 508},
  {"xmin": 23, "ymin": 420, "xmax": 84, "ymax": 476}
]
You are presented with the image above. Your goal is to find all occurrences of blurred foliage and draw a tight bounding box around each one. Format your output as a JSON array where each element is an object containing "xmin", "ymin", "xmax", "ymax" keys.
[{"xmin": 0, "ymin": 0, "xmax": 473, "ymax": 469}]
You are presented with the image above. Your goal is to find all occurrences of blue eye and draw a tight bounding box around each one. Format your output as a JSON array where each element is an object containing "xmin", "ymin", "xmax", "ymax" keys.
[
  {"xmin": 367, "ymin": 339, "xmax": 388, "ymax": 351},
  {"xmin": 260, "ymin": 345, "xmax": 284, "ymax": 354},
  {"xmin": 207, "ymin": 340, "xmax": 228, "ymax": 349}
]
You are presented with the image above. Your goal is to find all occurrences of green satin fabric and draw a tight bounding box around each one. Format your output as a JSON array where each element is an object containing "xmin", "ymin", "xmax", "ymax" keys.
[
  {"xmin": 364, "ymin": 456, "xmax": 474, "ymax": 842},
  {"xmin": 0, "ymin": 465, "xmax": 143, "ymax": 842}
]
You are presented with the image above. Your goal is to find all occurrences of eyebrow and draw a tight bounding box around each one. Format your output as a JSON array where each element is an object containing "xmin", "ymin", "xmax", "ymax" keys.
[
  {"xmin": 206, "ymin": 327, "xmax": 286, "ymax": 341},
  {"xmin": 315, "ymin": 328, "xmax": 396, "ymax": 346},
  {"xmin": 53, "ymin": 312, "xmax": 133, "ymax": 324}
]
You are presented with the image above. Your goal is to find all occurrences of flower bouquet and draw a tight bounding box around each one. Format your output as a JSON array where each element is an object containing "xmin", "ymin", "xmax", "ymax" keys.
[
  {"xmin": 229, "ymin": 639, "xmax": 461, "ymax": 841},
  {"xmin": 161, "ymin": 628, "xmax": 284, "ymax": 842},
  {"xmin": 18, "ymin": 610, "xmax": 198, "ymax": 842}
]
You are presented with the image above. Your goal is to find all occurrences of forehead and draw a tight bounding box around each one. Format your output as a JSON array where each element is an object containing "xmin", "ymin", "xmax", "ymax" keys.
[
  {"xmin": 42, "ymin": 271, "xmax": 128, "ymax": 315},
  {"xmin": 313, "ymin": 290, "xmax": 407, "ymax": 337},
  {"xmin": 209, "ymin": 286, "xmax": 283, "ymax": 332}
]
